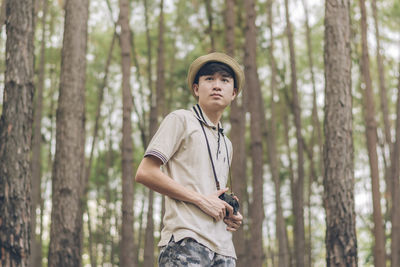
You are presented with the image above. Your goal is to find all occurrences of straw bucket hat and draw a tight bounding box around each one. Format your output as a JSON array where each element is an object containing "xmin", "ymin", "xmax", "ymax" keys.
[{"xmin": 187, "ymin": 52, "xmax": 245, "ymax": 98}]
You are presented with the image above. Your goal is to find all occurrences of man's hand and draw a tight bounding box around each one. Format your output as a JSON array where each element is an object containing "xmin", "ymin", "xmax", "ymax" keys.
[
  {"xmin": 223, "ymin": 194, "xmax": 242, "ymax": 232},
  {"xmin": 224, "ymin": 212, "xmax": 243, "ymax": 232},
  {"xmin": 196, "ymin": 188, "xmax": 234, "ymax": 221}
]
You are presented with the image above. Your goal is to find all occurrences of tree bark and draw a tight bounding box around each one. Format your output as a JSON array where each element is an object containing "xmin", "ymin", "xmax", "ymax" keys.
[
  {"xmin": 391, "ymin": 57, "xmax": 400, "ymax": 267},
  {"xmin": 30, "ymin": 0, "xmax": 48, "ymax": 266},
  {"xmin": 86, "ymin": 28, "xmax": 116, "ymax": 267},
  {"xmin": 86, "ymin": 208, "xmax": 96, "ymax": 267},
  {"xmin": 0, "ymin": 0, "xmax": 6, "ymax": 34},
  {"xmin": 358, "ymin": 0, "xmax": 386, "ymax": 265},
  {"xmin": 372, "ymin": 0, "xmax": 393, "ymax": 227},
  {"xmin": 156, "ymin": 0, "xmax": 166, "ymax": 119},
  {"xmin": 142, "ymin": 0, "xmax": 164, "ymax": 266},
  {"xmin": 266, "ymin": 220, "xmax": 276, "ymax": 267},
  {"xmin": 100, "ymin": 116, "xmax": 114, "ymax": 266},
  {"xmin": 144, "ymin": 0, "xmax": 153, "ymax": 115},
  {"xmin": 143, "ymin": 190, "xmax": 155, "ymax": 267},
  {"xmin": 323, "ymin": 0, "xmax": 358, "ymax": 265},
  {"xmin": 266, "ymin": 1, "xmax": 291, "ymax": 266},
  {"xmin": 301, "ymin": 1, "xmax": 323, "ymax": 266},
  {"xmin": 204, "ymin": 0, "xmax": 215, "ymax": 52},
  {"xmin": 118, "ymin": 0, "xmax": 136, "ymax": 266},
  {"xmin": 105, "ymin": 115, "xmax": 117, "ymax": 266},
  {"xmin": 225, "ymin": 0, "xmax": 248, "ymax": 266},
  {"xmin": 48, "ymin": 0, "xmax": 89, "ymax": 266},
  {"xmin": 0, "ymin": 0, "xmax": 35, "ymax": 266},
  {"xmin": 244, "ymin": 0, "xmax": 264, "ymax": 265},
  {"xmin": 136, "ymin": 188, "xmax": 147, "ymax": 265},
  {"xmin": 371, "ymin": 0, "xmax": 392, "ymax": 157},
  {"xmin": 284, "ymin": 0, "xmax": 305, "ymax": 266},
  {"xmin": 283, "ymin": 112, "xmax": 295, "ymax": 267},
  {"xmin": 145, "ymin": 1, "xmax": 166, "ymax": 265},
  {"xmin": 83, "ymin": 29, "xmax": 116, "ymax": 205}
]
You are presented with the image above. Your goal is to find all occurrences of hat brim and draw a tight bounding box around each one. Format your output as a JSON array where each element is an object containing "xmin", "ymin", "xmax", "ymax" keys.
[{"xmin": 187, "ymin": 52, "xmax": 244, "ymax": 98}]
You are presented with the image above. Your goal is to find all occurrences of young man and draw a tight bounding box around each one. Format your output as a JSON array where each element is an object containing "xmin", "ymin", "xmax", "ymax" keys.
[{"xmin": 135, "ymin": 52, "xmax": 244, "ymax": 266}]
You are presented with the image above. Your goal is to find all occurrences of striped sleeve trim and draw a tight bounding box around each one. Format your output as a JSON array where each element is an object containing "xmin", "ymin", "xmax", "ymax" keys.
[{"xmin": 144, "ymin": 150, "xmax": 168, "ymax": 164}]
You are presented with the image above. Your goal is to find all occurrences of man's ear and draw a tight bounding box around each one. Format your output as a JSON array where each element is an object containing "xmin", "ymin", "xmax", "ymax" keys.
[
  {"xmin": 193, "ymin": 83, "xmax": 199, "ymax": 97},
  {"xmin": 231, "ymin": 88, "xmax": 238, "ymax": 100}
]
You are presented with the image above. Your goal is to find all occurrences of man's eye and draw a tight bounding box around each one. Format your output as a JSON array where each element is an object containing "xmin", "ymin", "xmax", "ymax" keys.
[{"xmin": 206, "ymin": 77, "xmax": 213, "ymax": 80}]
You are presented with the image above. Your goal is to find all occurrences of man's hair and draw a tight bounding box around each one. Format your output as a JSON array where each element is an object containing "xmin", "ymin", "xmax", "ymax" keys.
[{"xmin": 193, "ymin": 62, "xmax": 237, "ymax": 90}]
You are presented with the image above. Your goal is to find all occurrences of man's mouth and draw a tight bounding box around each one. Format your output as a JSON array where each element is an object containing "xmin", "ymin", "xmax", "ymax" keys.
[{"xmin": 211, "ymin": 93, "xmax": 222, "ymax": 97}]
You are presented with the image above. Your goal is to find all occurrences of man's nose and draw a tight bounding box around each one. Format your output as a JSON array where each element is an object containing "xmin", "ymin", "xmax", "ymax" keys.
[{"xmin": 212, "ymin": 79, "xmax": 222, "ymax": 90}]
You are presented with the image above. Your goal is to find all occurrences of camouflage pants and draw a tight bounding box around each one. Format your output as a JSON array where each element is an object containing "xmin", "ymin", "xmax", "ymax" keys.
[{"xmin": 158, "ymin": 237, "xmax": 236, "ymax": 267}]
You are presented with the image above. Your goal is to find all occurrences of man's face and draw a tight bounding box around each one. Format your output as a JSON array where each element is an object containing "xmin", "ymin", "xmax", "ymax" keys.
[{"xmin": 192, "ymin": 72, "xmax": 237, "ymax": 111}]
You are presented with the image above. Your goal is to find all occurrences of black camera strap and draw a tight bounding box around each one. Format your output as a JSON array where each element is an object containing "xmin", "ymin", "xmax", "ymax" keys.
[{"xmin": 194, "ymin": 108, "xmax": 233, "ymax": 192}]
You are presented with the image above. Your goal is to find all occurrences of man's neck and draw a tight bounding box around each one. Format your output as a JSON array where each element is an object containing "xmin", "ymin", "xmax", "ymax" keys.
[{"xmin": 198, "ymin": 103, "xmax": 223, "ymax": 126}]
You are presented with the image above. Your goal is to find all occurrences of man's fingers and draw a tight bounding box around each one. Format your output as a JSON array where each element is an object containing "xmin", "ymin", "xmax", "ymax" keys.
[
  {"xmin": 214, "ymin": 202, "xmax": 227, "ymax": 221},
  {"xmin": 231, "ymin": 212, "xmax": 243, "ymax": 220},
  {"xmin": 224, "ymin": 219, "xmax": 241, "ymax": 232},
  {"xmin": 224, "ymin": 202, "xmax": 234, "ymax": 215},
  {"xmin": 215, "ymin": 187, "xmax": 229, "ymax": 197},
  {"xmin": 224, "ymin": 217, "xmax": 242, "ymax": 228}
]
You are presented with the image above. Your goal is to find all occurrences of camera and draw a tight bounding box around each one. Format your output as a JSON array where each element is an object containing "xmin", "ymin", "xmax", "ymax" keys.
[{"xmin": 219, "ymin": 193, "xmax": 239, "ymax": 216}]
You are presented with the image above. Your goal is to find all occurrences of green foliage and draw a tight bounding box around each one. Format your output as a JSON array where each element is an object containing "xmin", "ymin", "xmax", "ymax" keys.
[{"xmin": 1, "ymin": 0, "xmax": 396, "ymax": 265}]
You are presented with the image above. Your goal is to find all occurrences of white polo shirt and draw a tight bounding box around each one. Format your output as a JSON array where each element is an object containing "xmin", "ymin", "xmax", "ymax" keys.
[{"xmin": 144, "ymin": 104, "xmax": 235, "ymax": 258}]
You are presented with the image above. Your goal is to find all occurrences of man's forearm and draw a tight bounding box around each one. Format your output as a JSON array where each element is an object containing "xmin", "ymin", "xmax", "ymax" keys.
[
  {"xmin": 135, "ymin": 156, "xmax": 232, "ymax": 221},
  {"xmin": 135, "ymin": 157, "xmax": 203, "ymax": 205}
]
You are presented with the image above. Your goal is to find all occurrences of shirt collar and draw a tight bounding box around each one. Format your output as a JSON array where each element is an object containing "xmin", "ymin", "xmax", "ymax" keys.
[{"xmin": 191, "ymin": 104, "xmax": 224, "ymax": 133}]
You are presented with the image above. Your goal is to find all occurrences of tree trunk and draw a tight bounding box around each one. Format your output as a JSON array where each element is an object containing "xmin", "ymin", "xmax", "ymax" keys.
[
  {"xmin": 266, "ymin": 220, "xmax": 276, "ymax": 267},
  {"xmin": 301, "ymin": 1, "xmax": 323, "ymax": 266},
  {"xmin": 112, "ymin": 205, "xmax": 119, "ymax": 267},
  {"xmin": 283, "ymin": 112, "xmax": 295, "ymax": 267},
  {"xmin": 143, "ymin": 190, "xmax": 155, "ymax": 266},
  {"xmin": 100, "ymin": 116, "xmax": 115, "ymax": 266},
  {"xmin": 391, "ymin": 58, "xmax": 400, "ymax": 267},
  {"xmin": 144, "ymin": 1, "xmax": 166, "ymax": 265},
  {"xmin": 372, "ymin": 0, "xmax": 393, "ymax": 228},
  {"xmin": 0, "ymin": 0, "xmax": 35, "ymax": 266},
  {"xmin": 136, "ymin": 188, "xmax": 147, "ymax": 265},
  {"xmin": 48, "ymin": 0, "xmax": 88, "ymax": 266},
  {"xmin": 130, "ymin": 27, "xmax": 148, "ymax": 147},
  {"xmin": 323, "ymin": 0, "xmax": 358, "ymax": 265},
  {"xmin": 224, "ymin": 0, "xmax": 235, "ymax": 56},
  {"xmin": 106, "ymin": 115, "xmax": 117, "ymax": 266},
  {"xmin": 118, "ymin": 0, "xmax": 136, "ymax": 266},
  {"xmin": 86, "ymin": 208, "xmax": 96, "ymax": 267},
  {"xmin": 30, "ymin": 0, "xmax": 48, "ymax": 266},
  {"xmin": 358, "ymin": 0, "xmax": 386, "ymax": 265},
  {"xmin": 42, "ymin": 67, "xmax": 57, "ymax": 266},
  {"xmin": 144, "ymin": 0, "xmax": 153, "ymax": 109},
  {"xmin": 83, "ymin": 29, "xmax": 116, "ymax": 203},
  {"xmin": 106, "ymin": 0, "xmax": 147, "ymax": 144},
  {"xmin": 266, "ymin": 1, "xmax": 291, "ymax": 266},
  {"xmin": 156, "ymin": 0, "xmax": 166, "ymax": 118},
  {"xmin": 244, "ymin": 0, "xmax": 264, "ymax": 265},
  {"xmin": 225, "ymin": 0, "xmax": 248, "ymax": 266},
  {"xmin": 0, "ymin": 0, "xmax": 6, "ymax": 33},
  {"xmin": 142, "ymin": 0, "xmax": 163, "ymax": 265},
  {"xmin": 85, "ymin": 26, "xmax": 117, "ymax": 267},
  {"xmin": 83, "ymin": 30, "xmax": 116, "ymax": 265},
  {"xmin": 284, "ymin": 1, "xmax": 305, "ymax": 266},
  {"xmin": 204, "ymin": 0, "xmax": 215, "ymax": 52}
]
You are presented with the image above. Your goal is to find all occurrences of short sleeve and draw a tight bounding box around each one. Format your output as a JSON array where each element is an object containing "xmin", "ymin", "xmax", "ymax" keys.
[
  {"xmin": 144, "ymin": 112, "xmax": 185, "ymax": 164},
  {"xmin": 228, "ymin": 140, "xmax": 233, "ymax": 165}
]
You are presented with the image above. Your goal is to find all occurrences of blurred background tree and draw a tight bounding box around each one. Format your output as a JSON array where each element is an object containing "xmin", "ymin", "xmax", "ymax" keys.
[{"xmin": 1, "ymin": 0, "xmax": 400, "ymax": 266}]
